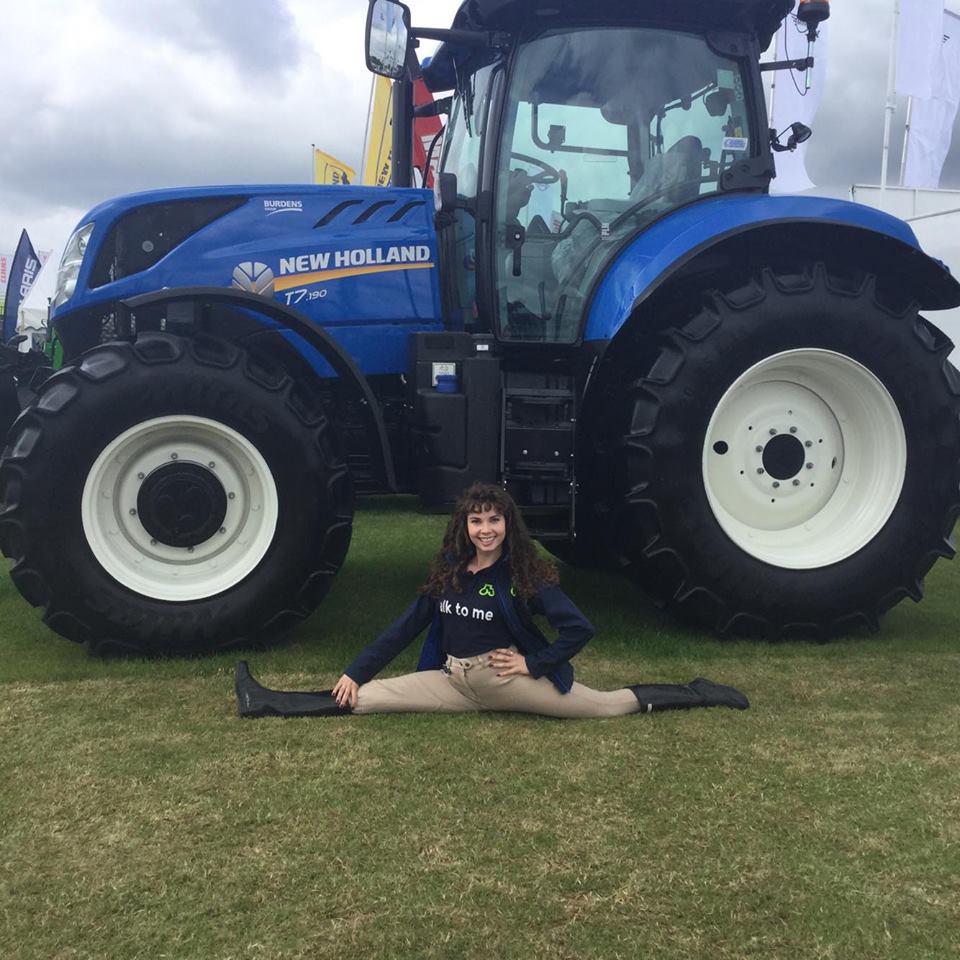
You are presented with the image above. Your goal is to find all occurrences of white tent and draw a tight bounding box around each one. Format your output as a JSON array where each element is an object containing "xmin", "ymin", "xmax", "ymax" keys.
[
  {"xmin": 16, "ymin": 253, "xmax": 57, "ymax": 350},
  {"xmin": 850, "ymin": 185, "xmax": 960, "ymax": 356}
]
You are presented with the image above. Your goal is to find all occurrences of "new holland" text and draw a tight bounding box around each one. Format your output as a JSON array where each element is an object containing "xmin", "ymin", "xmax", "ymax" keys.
[{"xmin": 279, "ymin": 245, "xmax": 431, "ymax": 275}]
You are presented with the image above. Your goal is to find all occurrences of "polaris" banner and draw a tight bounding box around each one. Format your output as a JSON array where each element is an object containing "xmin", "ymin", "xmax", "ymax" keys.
[{"xmin": 2, "ymin": 229, "xmax": 41, "ymax": 342}]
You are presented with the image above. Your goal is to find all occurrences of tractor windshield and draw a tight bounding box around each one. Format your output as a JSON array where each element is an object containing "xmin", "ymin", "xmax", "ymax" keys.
[{"xmin": 495, "ymin": 27, "xmax": 754, "ymax": 342}]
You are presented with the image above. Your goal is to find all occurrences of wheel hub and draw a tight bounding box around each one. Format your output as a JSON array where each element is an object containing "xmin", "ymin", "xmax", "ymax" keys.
[
  {"xmin": 702, "ymin": 349, "xmax": 906, "ymax": 569},
  {"xmin": 136, "ymin": 462, "xmax": 227, "ymax": 548},
  {"xmin": 761, "ymin": 432, "xmax": 806, "ymax": 480},
  {"xmin": 82, "ymin": 415, "xmax": 279, "ymax": 602}
]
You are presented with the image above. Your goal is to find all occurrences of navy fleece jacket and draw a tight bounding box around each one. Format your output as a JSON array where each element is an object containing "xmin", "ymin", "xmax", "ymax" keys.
[{"xmin": 343, "ymin": 568, "xmax": 594, "ymax": 693}]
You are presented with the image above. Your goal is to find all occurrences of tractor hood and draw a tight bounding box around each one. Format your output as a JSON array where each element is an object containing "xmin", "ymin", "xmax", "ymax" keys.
[{"xmin": 51, "ymin": 184, "xmax": 444, "ymax": 376}]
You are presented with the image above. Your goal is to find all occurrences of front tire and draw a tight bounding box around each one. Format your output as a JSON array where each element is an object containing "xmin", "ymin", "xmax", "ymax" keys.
[
  {"xmin": 0, "ymin": 334, "xmax": 353, "ymax": 655},
  {"xmin": 613, "ymin": 264, "xmax": 960, "ymax": 637}
]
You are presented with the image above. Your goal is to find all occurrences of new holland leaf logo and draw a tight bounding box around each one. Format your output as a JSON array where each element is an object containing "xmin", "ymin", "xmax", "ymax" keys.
[{"xmin": 478, "ymin": 584, "xmax": 496, "ymax": 598}]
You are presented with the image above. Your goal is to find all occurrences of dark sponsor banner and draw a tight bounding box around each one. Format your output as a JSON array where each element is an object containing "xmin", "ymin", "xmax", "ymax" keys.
[{"xmin": 2, "ymin": 229, "xmax": 41, "ymax": 342}]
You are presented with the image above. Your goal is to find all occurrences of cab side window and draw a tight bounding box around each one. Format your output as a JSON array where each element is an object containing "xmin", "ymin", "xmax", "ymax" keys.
[{"xmin": 438, "ymin": 62, "xmax": 497, "ymax": 330}]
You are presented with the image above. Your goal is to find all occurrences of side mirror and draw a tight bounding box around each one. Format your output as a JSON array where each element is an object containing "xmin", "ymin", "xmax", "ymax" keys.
[
  {"xmin": 788, "ymin": 122, "xmax": 813, "ymax": 148},
  {"xmin": 770, "ymin": 122, "xmax": 813, "ymax": 153},
  {"xmin": 366, "ymin": 0, "xmax": 410, "ymax": 80}
]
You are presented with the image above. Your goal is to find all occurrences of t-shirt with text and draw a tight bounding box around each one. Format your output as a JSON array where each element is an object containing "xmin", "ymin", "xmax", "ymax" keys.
[{"xmin": 439, "ymin": 560, "xmax": 513, "ymax": 658}]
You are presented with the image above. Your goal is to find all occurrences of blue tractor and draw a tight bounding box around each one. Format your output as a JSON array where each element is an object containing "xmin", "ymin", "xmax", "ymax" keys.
[{"xmin": 2, "ymin": 0, "xmax": 959, "ymax": 654}]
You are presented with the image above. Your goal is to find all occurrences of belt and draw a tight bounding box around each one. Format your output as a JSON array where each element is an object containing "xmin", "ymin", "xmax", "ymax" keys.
[
  {"xmin": 445, "ymin": 652, "xmax": 490, "ymax": 670},
  {"xmin": 445, "ymin": 645, "xmax": 517, "ymax": 670}
]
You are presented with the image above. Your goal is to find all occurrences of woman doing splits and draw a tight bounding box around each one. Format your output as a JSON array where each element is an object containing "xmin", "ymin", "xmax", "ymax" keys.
[{"xmin": 235, "ymin": 482, "xmax": 748, "ymax": 719}]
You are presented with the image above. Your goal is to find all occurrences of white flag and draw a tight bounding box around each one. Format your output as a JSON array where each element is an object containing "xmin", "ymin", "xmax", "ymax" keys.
[
  {"xmin": 896, "ymin": 0, "xmax": 945, "ymax": 99},
  {"xmin": 939, "ymin": 10, "xmax": 960, "ymax": 103},
  {"xmin": 770, "ymin": 5, "xmax": 830, "ymax": 194},
  {"xmin": 903, "ymin": 11, "xmax": 960, "ymax": 187}
]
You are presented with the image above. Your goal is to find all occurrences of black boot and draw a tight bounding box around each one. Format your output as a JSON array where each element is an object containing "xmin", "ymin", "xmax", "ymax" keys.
[
  {"xmin": 630, "ymin": 677, "xmax": 749, "ymax": 713},
  {"xmin": 235, "ymin": 661, "xmax": 352, "ymax": 718}
]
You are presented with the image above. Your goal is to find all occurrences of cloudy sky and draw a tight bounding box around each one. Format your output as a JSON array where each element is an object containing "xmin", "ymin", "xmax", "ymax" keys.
[{"xmin": 2, "ymin": 0, "xmax": 959, "ymax": 260}]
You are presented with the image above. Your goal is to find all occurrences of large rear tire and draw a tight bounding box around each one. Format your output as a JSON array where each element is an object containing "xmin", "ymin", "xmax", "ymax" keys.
[
  {"xmin": 613, "ymin": 263, "xmax": 960, "ymax": 637},
  {"xmin": 0, "ymin": 334, "xmax": 353, "ymax": 655}
]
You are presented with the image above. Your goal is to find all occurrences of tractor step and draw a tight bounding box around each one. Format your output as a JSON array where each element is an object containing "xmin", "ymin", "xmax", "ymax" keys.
[
  {"xmin": 346, "ymin": 453, "xmax": 381, "ymax": 494},
  {"xmin": 501, "ymin": 372, "xmax": 576, "ymax": 542}
]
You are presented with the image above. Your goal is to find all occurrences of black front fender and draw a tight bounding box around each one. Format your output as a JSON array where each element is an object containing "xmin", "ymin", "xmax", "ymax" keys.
[{"xmin": 120, "ymin": 286, "xmax": 397, "ymax": 491}]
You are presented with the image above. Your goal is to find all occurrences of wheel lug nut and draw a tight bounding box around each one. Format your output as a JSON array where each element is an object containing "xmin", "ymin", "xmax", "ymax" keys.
[
  {"xmin": 772, "ymin": 481, "xmax": 780, "ymax": 488},
  {"xmin": 228, "ymin": 492, "xmax": 236, "ymax": 500},
  {"xmin": 208, "ymin": 461, "xmax": 216, "ymax": 469},
  {"xmin": 137, "ymin": 472, "xmax": 145, "ymax": 480},
  {"xmin": 793, "ymin": 479, "xmax": 800, "ymax": 486},
  {"xmin": 755, "ymin": 445, "xmax": 763, "ymax": 453},
  {"xmin": 170, "ymin": 452, "xmax": 178, "ymax": 460},
  {"xmin": 219, "ymin": 527, "xmax": 226, "ymax": 534},
  {"xmin": 187, "ymin": 546, "xmax": 194, "ymax": 553},
  {"xmin": 805, "ymin": 440, "xmax": 812, "ymax": 448},
  {"xmin": 806, "ymin": 462, "xmax": 814, "ymax": 469},
  {"xmin": 769, "ymin": 428, "xmax": 777, "ymax": 435},
  {"xmin": 150, "ymin": 539, "xmax": 157, "ymax": 546},
  {"xmin": 757, "ymin": 468, "xmax": 765, "ymax": 475},
  {"xmin": 129, "ymin": 508, "xmax": 137, "ymax": 516},
  {"xmin": 789, "ymin": 426, "xmax": 797, "ymax": 434}
]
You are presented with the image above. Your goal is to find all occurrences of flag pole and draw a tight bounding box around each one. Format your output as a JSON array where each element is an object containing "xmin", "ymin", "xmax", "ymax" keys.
[
  {"xmin": 360, "ymin": 75, "xmax": 377, "ymax": 184},
  {"xmin": 898, "ymin": 96, "xmax": 913, "ymax": 185},
  {"xmin": 880, "ymin": 0, "xmax": 901, "ymax": 196}
]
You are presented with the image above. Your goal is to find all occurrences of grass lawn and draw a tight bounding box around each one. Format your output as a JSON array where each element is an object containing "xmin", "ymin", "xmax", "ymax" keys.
[{"xmin": 1, "ymin": 497, "xmax": 958, "ymax": 960}]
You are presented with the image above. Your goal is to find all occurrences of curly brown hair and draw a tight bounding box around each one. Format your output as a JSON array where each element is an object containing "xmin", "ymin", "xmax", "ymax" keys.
[{"xmin": 421, "ymin": 482, "xmax": 559, "ymax": 600}]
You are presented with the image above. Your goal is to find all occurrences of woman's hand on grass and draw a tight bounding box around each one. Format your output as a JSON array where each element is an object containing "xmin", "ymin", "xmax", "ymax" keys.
[
  {"xmin": 332, "ymin": 674, "xmax": 359, "ymax": 709},
  {"xmin": 488, "ymin": 648, "xmax": 530, "ymax": 677}
]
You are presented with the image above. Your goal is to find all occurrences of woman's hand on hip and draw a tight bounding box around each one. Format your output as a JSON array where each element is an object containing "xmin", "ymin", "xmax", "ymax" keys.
[
  {"xmin": 332, "ymin": 674, "xmax": 359, "ymax": 709},
  {"xmin": 488, "ymin": 648, "xmax": 530, "ymax": 677}
]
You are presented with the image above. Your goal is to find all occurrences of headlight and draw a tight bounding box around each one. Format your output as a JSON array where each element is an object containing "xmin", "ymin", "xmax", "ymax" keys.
[{"xmin": 52, "ymin": 222, "xmax": 94, "ymax": 310}]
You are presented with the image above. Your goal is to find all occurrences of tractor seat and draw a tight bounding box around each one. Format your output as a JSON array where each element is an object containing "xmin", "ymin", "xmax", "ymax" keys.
[{"xmin": 629, "ymin": 136, "xmax": 705, "ymax": 206}]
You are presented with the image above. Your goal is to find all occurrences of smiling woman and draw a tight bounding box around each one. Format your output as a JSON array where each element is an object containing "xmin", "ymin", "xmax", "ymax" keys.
[{"xmin": 235, "ymin": 481, "xmax": 750, "ymax": 719}]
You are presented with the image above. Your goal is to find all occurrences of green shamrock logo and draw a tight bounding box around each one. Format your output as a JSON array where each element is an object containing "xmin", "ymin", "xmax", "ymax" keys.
[
  {"xmin": 510, "ymin": 586, "xmax": 516, "ymax": 597},
  {"xmin": 479, "ymin": 584, "xmax": 496, "ymax": 597}
]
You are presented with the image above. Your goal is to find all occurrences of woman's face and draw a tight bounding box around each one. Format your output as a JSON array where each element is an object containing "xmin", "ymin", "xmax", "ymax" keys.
[{"xmin": 466, "ymin": 505, "xmax": 506, "ymax": 561}]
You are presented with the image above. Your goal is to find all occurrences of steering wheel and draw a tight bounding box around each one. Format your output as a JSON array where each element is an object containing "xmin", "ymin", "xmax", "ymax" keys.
[{"xmin": 509, "ymin": 152, "xmax": 561, "ymax": 185}]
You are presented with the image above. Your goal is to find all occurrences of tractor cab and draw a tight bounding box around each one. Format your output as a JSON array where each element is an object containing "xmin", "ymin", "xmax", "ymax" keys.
[{"xmin": 368, "ymin": 0, "xmax": 788, "ymax": 345}]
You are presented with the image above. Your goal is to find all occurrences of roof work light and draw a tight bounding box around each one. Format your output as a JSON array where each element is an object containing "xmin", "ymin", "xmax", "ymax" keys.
[{"xmin": 797, "ymin": 0, "xmax": 830, "ymax": 38}]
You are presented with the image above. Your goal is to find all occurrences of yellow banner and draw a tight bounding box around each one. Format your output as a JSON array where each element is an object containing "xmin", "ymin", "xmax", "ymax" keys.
[
  {"xmin": 312, "ymin": 148, "xmax": 355, "ymax": 185},
  {"xmin": 362, "ymin": 75, "xmax": 393, "ymax": 186}
]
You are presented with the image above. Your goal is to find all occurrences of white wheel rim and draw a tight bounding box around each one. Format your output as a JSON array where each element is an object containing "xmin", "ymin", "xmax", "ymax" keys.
[
  {"xmin": 702, "ymin": 349, "xmax": 906, "ymax": 569},
  {"xmin": 82, "ymin": 416, "xmax": 279, "ymax": 601}
]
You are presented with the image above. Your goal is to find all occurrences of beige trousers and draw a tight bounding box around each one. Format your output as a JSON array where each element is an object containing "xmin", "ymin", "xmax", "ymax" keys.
[{"xmin": 354, "ymin": 649, "xmax": 639, "ymax": 719}]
